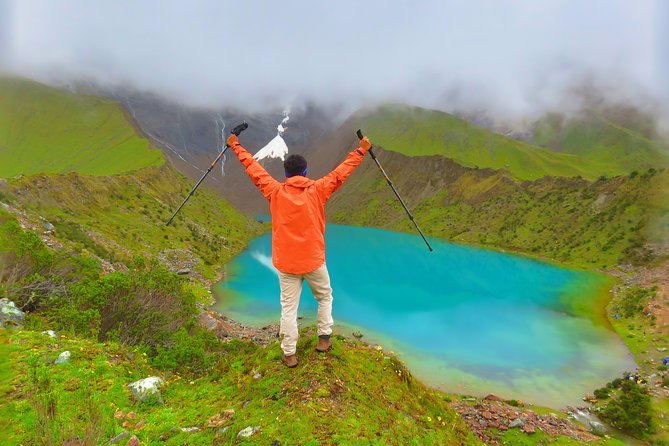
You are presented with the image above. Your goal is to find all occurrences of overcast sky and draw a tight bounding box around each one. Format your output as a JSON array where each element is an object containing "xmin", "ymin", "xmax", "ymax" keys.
[{"xmin": 2, "ymin": 0, "xmax": 667, "ymax": 118}]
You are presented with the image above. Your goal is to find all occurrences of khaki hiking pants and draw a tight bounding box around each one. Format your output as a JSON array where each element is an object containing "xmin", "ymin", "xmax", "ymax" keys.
[{"xmin": 277, "ymin": 263, "xmax": 334, "ymax": 356}]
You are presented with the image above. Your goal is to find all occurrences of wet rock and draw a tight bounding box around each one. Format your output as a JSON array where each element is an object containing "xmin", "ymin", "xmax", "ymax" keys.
[
  {"xmin": 588, "ymin": 420, "xmax": 607, "ymax": 436},
  {"xmin": 509, "ymin": 418, "xmax": 525, "ymax": 429},
  {"xmin": 237, "ymin": 426, "xmax": 260, "ymax": 438},
  {"xmin": 41, "ymin": 220, "xmax": 55, "ymax": 232},
  {"xmin": 127, "ymin": 377, "xmax": 164, "ymax": 403},
  {"xmin": 0, "ymin": 298, "xmax": 25, "ymax": 327},
  {"xmin": 55, "ymin": 351, "xmax": 71, "ymax": 364},
  {"xmin": 110, "ymin": 431, "xmax": 130, "ymax": 444}
]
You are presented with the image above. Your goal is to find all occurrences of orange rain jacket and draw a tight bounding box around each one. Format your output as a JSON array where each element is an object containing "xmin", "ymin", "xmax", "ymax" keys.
[{"xmin": 229, "ymin": 140, "xmax": 368, "ymax": 274}]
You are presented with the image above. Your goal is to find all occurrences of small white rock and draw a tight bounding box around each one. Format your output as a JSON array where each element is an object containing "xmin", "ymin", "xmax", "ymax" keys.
[
  {"xmin": 180, "ymin": 427, "xmax": 200, "ymax": 433},
  {"xmin": 237, "ymin": 426, "xmax": 260, "ymax": 438},
  {"xmin": 42, "ymin": 330, "xmax": 58, "ymax": 338},
  {"xmin": 54, "ymin": 351, "xmax": 71, "ymax": 364}
]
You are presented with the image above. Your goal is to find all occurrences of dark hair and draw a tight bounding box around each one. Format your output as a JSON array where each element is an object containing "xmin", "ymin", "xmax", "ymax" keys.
[{"xmin": 284, "ymin": 154, "xmax": 308, "ymax": 177}]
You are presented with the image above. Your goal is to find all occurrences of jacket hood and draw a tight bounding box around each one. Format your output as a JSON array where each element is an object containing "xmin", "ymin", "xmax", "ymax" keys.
[{"xmin": 284, "ymin": 176, "xmax": 315, "ymax": 189}]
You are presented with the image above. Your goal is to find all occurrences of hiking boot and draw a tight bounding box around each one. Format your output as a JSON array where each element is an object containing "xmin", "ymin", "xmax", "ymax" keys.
[
  {"xmin": 316, "ymin": 335, "xmax": 332, "ymax": 352},
  {"xmin": 283, "ymin": 354, "xmax": 298, "ymax": 368}
]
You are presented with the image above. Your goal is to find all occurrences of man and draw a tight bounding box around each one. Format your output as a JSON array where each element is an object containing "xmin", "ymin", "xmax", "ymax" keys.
[{"xmin": 227, "ymin": 132, "xmax": 371, "ymax": 367}]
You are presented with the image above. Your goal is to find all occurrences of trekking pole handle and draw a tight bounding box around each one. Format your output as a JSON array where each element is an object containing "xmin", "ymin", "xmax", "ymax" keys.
[{"xmin": 231, "ymin": 121, "xmax": 248, "ymax": 137}]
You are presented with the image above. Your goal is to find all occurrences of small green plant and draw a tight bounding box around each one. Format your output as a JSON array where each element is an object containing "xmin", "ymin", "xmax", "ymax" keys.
[
  {"xmin": 618, "ymin": 286, "xmax": 657, "ymax": 318},
  {"xmin": 593, "ymin": 387, "xmax": 611, "ymax": 399}
]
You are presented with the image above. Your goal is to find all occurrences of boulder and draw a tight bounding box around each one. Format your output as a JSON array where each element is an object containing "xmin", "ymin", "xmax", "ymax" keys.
[
  {"xmin": 127, "ymin": 377, "xmax": 164, "ymax": 403},
  {"xmin": 197, "ymin": 311, "xmax": 232, "ymax": 339},
  {"xmin": 0, "ymin": 298, "xmax": 25, "ymax": 328}
]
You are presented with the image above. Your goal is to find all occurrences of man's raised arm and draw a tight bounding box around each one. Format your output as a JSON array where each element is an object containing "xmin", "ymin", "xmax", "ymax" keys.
[
  {"xmin": 314, "ymin": 137, "xmax": 371, "ymax": 202},
  {"xmin": 227, "ymin": 134, "xmax": 280, "ymax": 200}
]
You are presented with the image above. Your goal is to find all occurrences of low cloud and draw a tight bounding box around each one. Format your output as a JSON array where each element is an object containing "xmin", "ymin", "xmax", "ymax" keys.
[{"xmin": 5, "ymin": 0, "xmax": 666, "ymax": 121}]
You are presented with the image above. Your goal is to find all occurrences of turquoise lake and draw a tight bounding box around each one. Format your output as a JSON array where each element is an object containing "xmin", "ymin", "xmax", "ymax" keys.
[{"xmin": 215, "ymin": 224, "xmax": 635, "ymax": 408}]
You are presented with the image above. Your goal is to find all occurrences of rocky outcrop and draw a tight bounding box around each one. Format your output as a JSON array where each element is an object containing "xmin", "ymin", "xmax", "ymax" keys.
[{"xmin": 451, "ymin": 399, "xmax": 599, "ymax": 445}]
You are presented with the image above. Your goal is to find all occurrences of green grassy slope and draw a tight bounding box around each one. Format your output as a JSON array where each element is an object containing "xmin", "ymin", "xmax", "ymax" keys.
[
  {"xmin": 0, "ymin": 328, "xmax": 479, "ymax": 446},
  {"xmin": 327, "ymin": 149, "xmax": 660, "ymax": 269},
  {"xmin": 533, "ymin": 109, "xmax": 669, "ymax": 174},
  {"xmin": 358, "ymin": 104, "xmax": 618, "ymax": 180},
  {"xmin": 0, "ymin": 77, "xmax": 163, "ymax": 177},
  {"xmin": 1, "ymin": 163, "xmax": 260, "ymax": 281}
]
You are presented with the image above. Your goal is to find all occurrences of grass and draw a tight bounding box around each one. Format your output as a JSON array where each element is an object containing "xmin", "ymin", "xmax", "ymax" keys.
[
  {"xmin": 0, "ymin": 328, "xmax": 479, "ymax": 446},
  {"xmin": 0, "ymin": 76, "xmax": 163, "ymax": 178},
  {"xmin": 357, "ymin": 104, "xmax": 625, "ymax": 180},
  {"xmin": 604, "ymin": 286, "xmax": 669, "ymax": 445},
  {"xmin": 2, "ymin": 163, "xmax": 262, "ymax": 280}
]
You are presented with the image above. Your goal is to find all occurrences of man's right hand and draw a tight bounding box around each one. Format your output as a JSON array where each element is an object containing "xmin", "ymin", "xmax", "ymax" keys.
[{"xmin": 227, "ymin": 134, "xmax": 240, "ymax": 147}]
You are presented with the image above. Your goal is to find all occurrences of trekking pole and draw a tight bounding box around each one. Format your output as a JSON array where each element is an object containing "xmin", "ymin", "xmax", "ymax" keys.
[
  {"xmin": 166, "ymin": 122, "xmax": 248, "ymax": 226},
  {"xmin": 356, "ymin": 129, "xmax": 433, "ymax": 252}
]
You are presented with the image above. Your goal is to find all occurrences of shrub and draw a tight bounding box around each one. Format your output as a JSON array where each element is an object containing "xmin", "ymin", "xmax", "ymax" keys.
[
  {"xmin": 152, "ymin": 326, "xmax": 219, "ymax": 374},
  {"xmin": 71, "ymin": 263, "xmax": 198, "ymax": 347},
  {"xmin": 600, "ymin": 379, "xmax": 654, "ymax": 438}
]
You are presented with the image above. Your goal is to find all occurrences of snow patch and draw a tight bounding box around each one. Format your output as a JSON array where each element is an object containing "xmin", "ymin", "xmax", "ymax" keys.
[{"xmin": 254, "ymin": 110, "xmax": 290, "ymax": 162}]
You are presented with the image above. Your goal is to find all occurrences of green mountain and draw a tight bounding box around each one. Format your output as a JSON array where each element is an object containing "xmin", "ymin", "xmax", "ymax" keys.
[
  {"xmin": 0, "ymin": 77, "xmax": 163, "ymax": 177},
  {"xmin": 0, "ymin": 78, "xmax": 661, "ymax": 445},
  {"xmin": 357, "ymin": 104, "xmax": 668, "ymax": 180},
  {"xmin": 532, "ymin": 107, "xmax": 669, "ymax": 175},
  {"xmin": 0, "ymin": 80, "xmax": 479, "ymax": 445}
]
